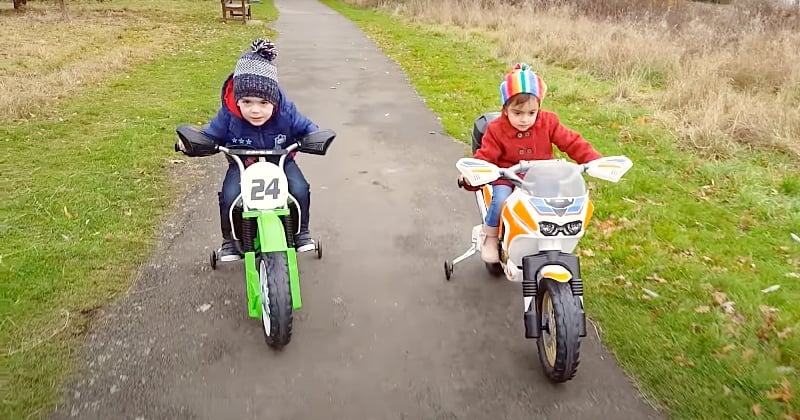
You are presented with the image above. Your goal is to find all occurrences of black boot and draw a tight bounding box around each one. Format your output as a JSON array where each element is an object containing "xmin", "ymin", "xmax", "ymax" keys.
[{"xmin": 218, "ymin": 191, "xmax": 242, "ymax": 262}]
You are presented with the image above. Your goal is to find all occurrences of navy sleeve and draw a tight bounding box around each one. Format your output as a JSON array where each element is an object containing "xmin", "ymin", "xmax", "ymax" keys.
[{"xmin": 201, "ymin": 107, "xmax": 231, "ymax": 146}]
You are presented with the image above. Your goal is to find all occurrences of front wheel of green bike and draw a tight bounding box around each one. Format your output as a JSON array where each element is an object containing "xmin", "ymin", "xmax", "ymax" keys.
[{"xmin": 258, "ymin": 252, "xmax": 293, "ymax": 349}]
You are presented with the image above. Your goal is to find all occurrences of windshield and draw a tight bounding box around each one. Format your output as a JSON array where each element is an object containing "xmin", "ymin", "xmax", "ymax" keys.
[{"xmin": 521, "ymin": 160, "xmax": 587, "ymax": 198}]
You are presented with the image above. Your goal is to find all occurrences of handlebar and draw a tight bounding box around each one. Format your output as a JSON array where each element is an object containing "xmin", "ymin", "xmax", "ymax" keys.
[
  {"xmin": 217, "ymin": 145, "xmax": 296, "ymax": 156},
  {"xmin": 460, "ymin": 160, "xmax": 588, "ymax": 190}
]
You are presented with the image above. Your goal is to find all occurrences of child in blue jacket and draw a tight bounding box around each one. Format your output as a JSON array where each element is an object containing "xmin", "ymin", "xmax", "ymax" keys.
[{"xmin": 202, "ymin": 38, "xmax": 319, "ymax": 261}]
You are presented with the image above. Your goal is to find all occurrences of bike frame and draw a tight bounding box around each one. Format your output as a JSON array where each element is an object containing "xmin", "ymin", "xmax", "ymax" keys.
[{"xmin": 219, "ymin": 143, "xmax": 303, "ymax": 317}]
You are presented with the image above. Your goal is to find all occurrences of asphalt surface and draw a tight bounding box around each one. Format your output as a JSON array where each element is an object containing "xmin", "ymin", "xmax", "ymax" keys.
[{"xmin": 52, "ymin": 1, "xmax": 664, "ymax": 419}]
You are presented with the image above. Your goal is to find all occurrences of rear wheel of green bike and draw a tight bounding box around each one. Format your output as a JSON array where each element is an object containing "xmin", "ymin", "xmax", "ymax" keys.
[{"xmin": 258, "ymin": 252, "xmax": 293, "ymax": 349}]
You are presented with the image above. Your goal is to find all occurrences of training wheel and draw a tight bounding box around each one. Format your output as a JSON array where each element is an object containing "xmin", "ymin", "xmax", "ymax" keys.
[
  {"xmin": 444, "ymin": 260, "xmax": 454, "ymax": 281},
  {"xmin": 209, "ymin": 250, "xmax": 217, "ymax": 270},
  {"xmin": 315, "ymin": 239, "xmax": 323, "ymax": 260}
]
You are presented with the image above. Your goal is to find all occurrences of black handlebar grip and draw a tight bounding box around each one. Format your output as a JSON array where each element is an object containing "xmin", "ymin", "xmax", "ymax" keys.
[{"xmin": 457, "ymin": 178, "xmax": 465, "ymax": 189}]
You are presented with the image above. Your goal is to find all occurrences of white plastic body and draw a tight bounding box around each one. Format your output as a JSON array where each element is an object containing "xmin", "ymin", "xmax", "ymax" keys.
[{"xmin": 455, "ymin": 156, "xmax": 632, "ymax": 283}]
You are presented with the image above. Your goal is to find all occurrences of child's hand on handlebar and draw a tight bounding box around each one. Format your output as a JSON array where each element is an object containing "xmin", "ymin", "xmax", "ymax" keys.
[{"xmin": 458, "ymin": 175, "xmax": 481, "ymax": 191}]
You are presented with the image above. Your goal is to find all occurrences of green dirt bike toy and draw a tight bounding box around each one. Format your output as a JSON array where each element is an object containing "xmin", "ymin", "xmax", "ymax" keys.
[{"xmin": 174, "ymin": 125, "xmax": 336, "ymax": 349}]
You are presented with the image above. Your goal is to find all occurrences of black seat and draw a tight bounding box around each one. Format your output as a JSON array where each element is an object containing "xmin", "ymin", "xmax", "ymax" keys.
[{"xmin": 470, "ymin": 112, "xmax": 501, "ymax": 153}]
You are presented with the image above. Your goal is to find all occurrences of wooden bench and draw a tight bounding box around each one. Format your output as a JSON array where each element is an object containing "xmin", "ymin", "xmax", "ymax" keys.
[{"xmin": 221, "ymin": 0, "xmax": 251, "ymax": 23}]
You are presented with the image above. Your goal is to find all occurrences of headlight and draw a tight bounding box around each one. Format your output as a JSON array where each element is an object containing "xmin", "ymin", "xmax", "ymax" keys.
[
  {"xmin": 538, "ymin": 221, "xmax": 583, "ymax": 236},
  {"xmin": 564, "ymin": 221, "xmax": 583, "ymax": 235},
  {"xmin": 539, "ymin": 222, "xmax": 558, "ymax": 236}
]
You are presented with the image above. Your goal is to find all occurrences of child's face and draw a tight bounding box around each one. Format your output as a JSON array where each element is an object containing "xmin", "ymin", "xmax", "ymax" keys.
[
  {"xmin": 504, "ymin": 97, "xmax": 540, "ymax": 132},
  {"xmin": 237, "ymin": 97, "xmax": 275, "ymax": 126}
]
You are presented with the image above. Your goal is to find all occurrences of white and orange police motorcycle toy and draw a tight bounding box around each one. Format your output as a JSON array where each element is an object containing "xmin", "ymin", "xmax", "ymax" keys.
[{"xmin": 444, "ymin": 112, "xmax": 633, "ymax": 383}]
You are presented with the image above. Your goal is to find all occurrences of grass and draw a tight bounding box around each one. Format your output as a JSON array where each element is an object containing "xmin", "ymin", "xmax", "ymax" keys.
[
  {"xmin": 321, "ymin": 0, "xmax": 800, "ymax": 418},
  {"xmin": 337, "ymin": 0, "xmax": 800, "ymax": 159},
  {"xmin": 0, "ymin": 0, "xmax": 278, "ymax": 418}
]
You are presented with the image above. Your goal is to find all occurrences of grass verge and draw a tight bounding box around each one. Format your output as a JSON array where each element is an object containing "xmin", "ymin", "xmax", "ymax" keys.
[
  {"xmin": 0, "ymin": 1, "xmax": 277, "ymax": 418},
  {"xmin": 321, "ymin": 1, "xmax": 800, "ymax": 418}
]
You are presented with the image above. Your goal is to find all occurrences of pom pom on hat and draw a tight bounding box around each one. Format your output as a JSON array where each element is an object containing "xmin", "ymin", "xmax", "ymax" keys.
[
  {"xmin": 233, "ymin": 38, "xmax": 280, "ymax": 104},
  {"xmin": 499, "ymin": 62, "xmax": 547, "ymax": 106}
]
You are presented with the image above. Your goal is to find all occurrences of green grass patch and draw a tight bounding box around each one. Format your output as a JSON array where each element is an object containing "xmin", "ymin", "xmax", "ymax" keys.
[
  {"xmin": 321, "ymin": 1, "xmax": 800, "ymax": 418},
  {"xmin": 0, "ymin": 1, "xmax": 278, "ymax": 418}
]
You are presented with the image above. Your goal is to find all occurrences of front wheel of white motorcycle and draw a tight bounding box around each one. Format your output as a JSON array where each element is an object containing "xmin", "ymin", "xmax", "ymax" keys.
[{"xmin": 535, "ymin": 279, "xmax": 581, "ymax": 383}]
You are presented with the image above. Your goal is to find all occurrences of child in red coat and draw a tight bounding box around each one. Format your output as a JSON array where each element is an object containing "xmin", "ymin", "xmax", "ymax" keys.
[{"xmin": 463, "ymin": 63, "xmax": 603, "ymax": 263}]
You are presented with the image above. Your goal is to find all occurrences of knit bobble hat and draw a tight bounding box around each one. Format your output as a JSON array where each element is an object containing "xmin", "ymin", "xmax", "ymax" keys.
[
  {"xmin": 233, "ymin": 38, "xmax": 280, "ymax": 104},
  {"xmin": 499, "ymin": 63, "xmax": 547, "ymax": 107}
]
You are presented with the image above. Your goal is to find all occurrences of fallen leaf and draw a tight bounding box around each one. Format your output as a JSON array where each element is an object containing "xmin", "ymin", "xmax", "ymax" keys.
[
  {"xmin": 777, "ymin": 327, "xmax": 793, "ymax": 340},
  {"xmin": 753, "ymin": 404, "xmax": 762, "ymax": 416},
  {"xmin": 196, "ymin": 303, "xmax": 212, "ymax": 313},
  {"xmin": 675, "ymin": 355, "xmax": 694, "ymax": 367},
  {"xmin": 723, "ymin": 385, "xmax": 732, "ymax": 395},
  {"xmin": 695, "ymin": 305, "xmax": 712, "ymax": 313},
  {"xmin": 702, "ymin": 256, "xmax": 714, "ymax": 263},
  {"xmin": 760, "ymin": 305, "xmax": 780, "ymax": 314},
  {"xmin": 712, "ymin": 291, "xmax": 729, "ymax": 306},
  {"xmin": 580, "ymin": 248, "xmax": 595, "ymax": 257},
  {"xmin": 762, "ymin": 285, "xmax": 781, "ymax": 294},
  {"xmin": 786, "ymin": 273, "xmax": 800, "ymax": 279},
  {"xmin": 758, "ymin": 309, "xmax": 777, "ymax": 341},
  {"xmin": 610, "ymin": 121, "xmax": 621, "ymax": 129},
  {"xmin": 169, "ymin": 159, "xmax": 185, "ymax": 164},
  {"xmin": 636, "ymin": 116, "xmax": 648, "ymax": 125},
  {"xmin": 63, "ymin": 206, "xmax": 73, "ymax": 218},
  {"xmin": 721, "ymin": 301, "xmax": 736, "ymax": 314},
  {"xmin": 791, "ymin": 233, "xmax": 800, "ymax": 243},
  {"xmin": 646, "ymin": 273, "xmax": 667, "ymax": 283},
  {"xmin": 766, "ymin": 378, "xmax": 793, "ymax": 403},
  {"xmin": 720, "ymin": 344, "xmax": 736, "ymax": 354}
]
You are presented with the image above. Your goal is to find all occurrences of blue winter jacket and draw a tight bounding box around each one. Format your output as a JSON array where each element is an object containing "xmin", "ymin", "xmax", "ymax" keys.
[{"xmin": 202, "ymin": 74, "xmax": 319, "ymax": 162}]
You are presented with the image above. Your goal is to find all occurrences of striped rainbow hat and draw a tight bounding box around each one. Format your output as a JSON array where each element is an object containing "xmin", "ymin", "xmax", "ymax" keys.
[{"xmin": 499, "ymin": 63, "xmax": 547, "ymax": 106}]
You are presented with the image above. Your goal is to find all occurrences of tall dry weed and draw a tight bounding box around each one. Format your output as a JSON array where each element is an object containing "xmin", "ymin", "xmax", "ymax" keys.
[{"xmin": 343, "ymin": 0, "xmax": 800, "ymax": 158}]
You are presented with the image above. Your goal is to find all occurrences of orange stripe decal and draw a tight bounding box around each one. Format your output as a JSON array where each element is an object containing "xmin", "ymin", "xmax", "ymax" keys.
[
  {"xmin": 512, "ymin": 200, "xmax": 538, "ymax": 232},
  {"xmin": 584, "ymin": 199, "xmax": 594, "ymax": 227},
  {"xmin": 481, "ymin": 186, "xmax": 492, "ymax": 212},
  {"xmin": 502, "ymin": 200, "xmax": 537, "ymax": 250}
]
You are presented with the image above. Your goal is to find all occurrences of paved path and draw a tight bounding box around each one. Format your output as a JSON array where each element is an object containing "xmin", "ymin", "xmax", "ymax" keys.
[{"xmin": 52, "ymin": 1, "xmax": 663, "ymax": 419}]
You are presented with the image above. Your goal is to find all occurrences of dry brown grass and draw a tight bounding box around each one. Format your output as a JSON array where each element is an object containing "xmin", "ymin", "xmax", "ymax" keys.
[
  {"xmin": 344, "ymin": 0, "xmax": 800, "ymax": 157},
  {"xmin": 0, "ymin": 0, "xmax": 206, "ymax": 122}
]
